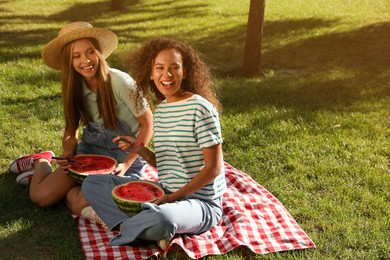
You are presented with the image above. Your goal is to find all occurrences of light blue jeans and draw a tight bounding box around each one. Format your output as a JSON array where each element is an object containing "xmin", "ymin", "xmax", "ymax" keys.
[
  {"xmin": 81, "ymin": 174, "xmax": 223, "ymax": 246},
  {"xmin": 77, "ymin": 120, "xmax": 146, "ymax": 178}
]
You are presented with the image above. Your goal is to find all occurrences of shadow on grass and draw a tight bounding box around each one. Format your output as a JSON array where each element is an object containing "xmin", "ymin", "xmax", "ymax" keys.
[
  {"xmin": 214, "ymin": 20, "xmax": 390, "ymax": 114},
  {"xmin": 0, "ymin": 2, "xmax": 388, "ymax": 130},
  {"xmin": 1, "ymin": 94, "xmax": 62, "ymax": 125},
  {"xmin": 2, "ymin": 93, "xmax": 61, "ymax": 106},
  {"xmin": 220, "ymin": 72, "xmax": 386, "ymax": 114},
  {"xmin": 0, "ymin": 172, "xmax": 83, "ymax": 259},
  {"xmin": 262, "ymin": 21, "xmax": 390, "ymax": 73},
  {"xmin": 1, "ymin": 1, "xmax": 389, "ymax": 76},
  {"xmin": 0, "ymin": 0, "xmax": 209, "ymax": 62},
  {"xmin": 192, "ymin": 17, "xmax": 340, "ymax": 75},
  {"xmin": 0, "ymin": 0, "xmax": 131, "ymax": 61}
]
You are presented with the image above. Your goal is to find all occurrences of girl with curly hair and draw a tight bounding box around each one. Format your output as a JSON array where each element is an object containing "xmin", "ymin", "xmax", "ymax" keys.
[{"xmin": 81, "ymin": 37, "xmax": 226, "ymax": 250}]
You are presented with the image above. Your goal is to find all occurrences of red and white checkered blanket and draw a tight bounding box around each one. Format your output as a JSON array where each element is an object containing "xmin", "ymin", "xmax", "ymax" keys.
[{"xmin": 78, "ymin": 162, "xmax": 316, "ymax": 259}]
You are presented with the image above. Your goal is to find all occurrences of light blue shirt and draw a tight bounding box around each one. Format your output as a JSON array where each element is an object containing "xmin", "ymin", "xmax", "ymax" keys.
[{"xmin": 82, "ymin": 68, "xmax": 149, "ymax": 133}]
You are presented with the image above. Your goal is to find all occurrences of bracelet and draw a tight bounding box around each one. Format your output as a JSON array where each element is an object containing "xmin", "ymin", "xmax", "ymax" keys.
[{"xmin": 134, "ymin": 141, "xmax": 144, "ymax": 147}]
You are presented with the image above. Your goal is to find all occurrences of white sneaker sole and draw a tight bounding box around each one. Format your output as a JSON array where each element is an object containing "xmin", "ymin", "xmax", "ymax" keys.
[
  {"xmin": 9, "ymin": 155, "xmax": 24, "ymax": 174},
  {"xmin": 16, "ymin": 171, "xmax": 34, "ymax": 186}
]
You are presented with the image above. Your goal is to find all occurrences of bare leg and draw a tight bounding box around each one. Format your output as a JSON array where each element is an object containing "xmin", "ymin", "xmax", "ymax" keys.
[
  {"xmin": 29, "ymin": 158, "xmax": 79, "ymax": 208},
  {"xmin": 66, "ymin": 186, "xmax": 89, "ymax": 216}
]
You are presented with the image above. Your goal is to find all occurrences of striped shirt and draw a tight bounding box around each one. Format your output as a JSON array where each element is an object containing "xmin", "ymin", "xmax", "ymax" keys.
[{"xmin": 154, "ymin": 94, "xmax": 227, "ymax": 200}]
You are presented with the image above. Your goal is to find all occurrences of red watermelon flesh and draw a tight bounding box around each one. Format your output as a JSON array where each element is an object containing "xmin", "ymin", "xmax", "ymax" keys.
[
  {"xmin": 68, "ymin": 155, "xmax": 117, "ymax": 184},
  {"xmin": 113, "ymin": 182, "xmax": 164, "ymax": 202},
  {"xmin": 112, "ymin": 181, "xmax": 165, "ymax": 215},
  {"xmin": 70, "ymin": 156, "xmax": 115, "ymax": 174}
]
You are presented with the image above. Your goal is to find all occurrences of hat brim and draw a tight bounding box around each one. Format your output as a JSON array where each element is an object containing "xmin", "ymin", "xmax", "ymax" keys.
[{"xmin": 41, "ymin": 27, "xmax": 118, "ymax": 70}]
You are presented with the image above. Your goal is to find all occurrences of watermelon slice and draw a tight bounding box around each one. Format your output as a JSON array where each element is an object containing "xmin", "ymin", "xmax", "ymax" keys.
[
  {"xmin": 112, "ymin": 180, "xmax": 165, "ymax": 216},
  {"xmin": 68, "ymin": 154, "xmax": 117, "ymax": 184}
]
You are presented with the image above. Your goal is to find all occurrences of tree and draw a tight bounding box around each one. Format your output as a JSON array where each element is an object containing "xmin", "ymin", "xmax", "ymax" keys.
[
  {"xmin": 243, "ymin": 0, "xmax": 266, "ymax": 76},
  {"xmin": 111, "ymin": 0, "xmax": 125, "ymax": 11}
]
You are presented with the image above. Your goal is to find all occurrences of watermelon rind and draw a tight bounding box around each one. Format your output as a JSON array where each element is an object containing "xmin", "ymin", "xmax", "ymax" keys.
[
  {"xmin": 112, "ymin": 180, "xmax": 165, "ymax": 216},
  {"xmin": 68, "ymin": 154, "xmax": 117, "ymax": 184}
]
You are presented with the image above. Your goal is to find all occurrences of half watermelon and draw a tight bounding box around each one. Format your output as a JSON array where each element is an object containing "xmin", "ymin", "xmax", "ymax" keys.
[
  {"xmin": 68, "ymin": 154, "xmax": 117, "ymax": 184},
  {"xmin": 112, "ymin": 180, "xmax": 165, "ymax": 216}
]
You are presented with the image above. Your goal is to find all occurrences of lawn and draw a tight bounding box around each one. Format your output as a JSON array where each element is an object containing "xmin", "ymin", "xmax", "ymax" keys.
[{"xmin": 0, "ymin": 0, "xmax": 389, "ymax": 259}]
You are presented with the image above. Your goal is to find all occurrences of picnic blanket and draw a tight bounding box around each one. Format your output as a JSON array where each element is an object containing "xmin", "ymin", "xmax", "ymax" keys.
[{"xmin": 78, "ymin": 162, "xmax": 316, "ymax": 259}]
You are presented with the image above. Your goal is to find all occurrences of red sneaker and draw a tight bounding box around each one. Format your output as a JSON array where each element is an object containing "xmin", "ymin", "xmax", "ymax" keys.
[
  {"xmin": 16, "ymin": 170, "xmax": 34, "ymax": 186},
  {"xmin": 9, "ymin": 151, "xmax": 55, "ymax": 174}
]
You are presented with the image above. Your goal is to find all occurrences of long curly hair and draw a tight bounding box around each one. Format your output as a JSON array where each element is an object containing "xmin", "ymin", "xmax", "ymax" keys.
[{"xmin": 130, "ymin": 37, "xmax": 221, "ymax": 112}]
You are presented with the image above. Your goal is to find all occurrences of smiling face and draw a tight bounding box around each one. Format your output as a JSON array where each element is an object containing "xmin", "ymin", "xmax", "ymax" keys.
[
  {"xmin": 150, "ymin": 48, "xmax": 186, "ymax": 103},
  {"xmin": 71, "ymin": 39, "xmax": 100, "ymax": 80}
]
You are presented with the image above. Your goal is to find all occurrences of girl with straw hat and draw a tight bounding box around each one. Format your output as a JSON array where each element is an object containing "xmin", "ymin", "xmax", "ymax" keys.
[{"xmin": 9, "ymin": 21, "xmax": 153, "ymax": 218}]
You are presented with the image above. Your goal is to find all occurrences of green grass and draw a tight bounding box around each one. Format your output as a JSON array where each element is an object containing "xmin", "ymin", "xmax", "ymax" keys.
[{"xmin": 1, "ymin": 0, "xmax": 389, "ymax": 259}]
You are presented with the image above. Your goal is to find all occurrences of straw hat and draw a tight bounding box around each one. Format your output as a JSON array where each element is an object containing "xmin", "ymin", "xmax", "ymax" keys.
[{"xmin": 41, "ymin": 21, "xmax": 118, "ymax": 70}]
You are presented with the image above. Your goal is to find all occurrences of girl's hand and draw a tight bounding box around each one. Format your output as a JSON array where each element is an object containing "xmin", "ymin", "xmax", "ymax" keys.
[
  {"xmin": 153, "ymin": 194, "xmax": 174, "ymax": 205},
  {"xmin": 54, "ymin": 153, "xmax": 72, "ymax": 165},
  {"xmin": 113, "ymin": 136, "xmax": 144, "ymax": 153},
  {"xmin": 113, "ymin": 136, "xmax": 137, "ymax": 152},
  {"xmin": 112, "ymin": 163, "xmax": 128, "ymax": 176},
  {"xmin": 53, "ymin": 153, "xmax": 75, "ymax": 174}
]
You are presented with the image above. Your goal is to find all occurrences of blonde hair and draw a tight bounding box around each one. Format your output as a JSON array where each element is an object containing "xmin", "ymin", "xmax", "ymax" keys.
[{"xmin": 60, "ymin": 38, "xmax": 118, "ymax": 137}]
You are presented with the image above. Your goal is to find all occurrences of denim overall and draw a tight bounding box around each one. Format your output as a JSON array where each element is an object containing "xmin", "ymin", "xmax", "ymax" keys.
[{"xmin": 76, "ymin": 120, "xmax": 146, "ymax": 179}]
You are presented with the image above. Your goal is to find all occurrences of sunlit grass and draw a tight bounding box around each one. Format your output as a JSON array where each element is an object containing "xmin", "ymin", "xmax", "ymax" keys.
[
  {"xmin": 1, "ymin": 0, "xmax": 389, "ymax": 259},
  {"xmin": 0, "ymin": 219, "xmax": 32, "ymax": 238}
]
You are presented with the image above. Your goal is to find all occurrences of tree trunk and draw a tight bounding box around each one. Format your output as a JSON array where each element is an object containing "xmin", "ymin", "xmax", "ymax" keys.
[
  {"xmin": 111, "ymin": 0, "xmax": 125, "ymax": 11},
  {"xmin": 243, "ymin": 0, "xmax": 266, "ymax": 76}
]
